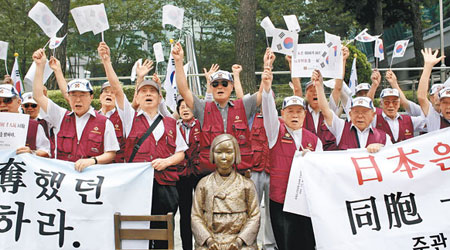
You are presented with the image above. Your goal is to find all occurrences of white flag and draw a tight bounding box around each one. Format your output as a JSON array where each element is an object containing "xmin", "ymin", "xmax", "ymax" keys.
[
  {"xmin": 28, "ymin": 1, "xmax": 63, "ymax": 38},
  {"xmin": 260, "ymin": 16, "xmax": 276, "ymax": 37},
  {"xmin": 153, "ymin": 42, "xmax": 165, "ymax": 63},
  {"xmin": 162, "ymin": 5, "xmax": 184, "ymax": 30},
  {"xmin": 130, "ymin": 59, "xmax": 142, "ymax": 82},
  {"xmin": 354, "ymin": 28, "xmax": 377, "ymax": 43},
  {"xmin": 24, "ymin": 61, "xmax": 54, "ymax": 89},
  {"xmin": 0, "ymin": 41, "xmax": 8, "ymax": 60},
  {"xmin": 70, "ymin": 6, "xmax": 93, "ymax": 34},
  {"xmin": 392, "ymin": 40, "xmax": 409, "ymax": 58},
  {"xmin": 283, "ymin": 15, "xmax": 301, "ymax": 33},
  {"xmin": 348, "ymin": 58, "xmax": 357, "ymax": 96},
  {"xmin": 49, "ymin": 34, "xmax": 67, "ymax": 49},
  {"xmin": 91, "ymin": 3, "xmax": 109, "ymax": 35},
  {"xmin": 11, "ymin": 57, "xmax": 24, "ymax": 95},
  {"xmin": 374, "ymin": 38, "xmax": 384, "ymax": 61},
  {"xmin": 271, "ymin": 29, "xmax": 298, "ymax": 56},
  {"xmin": 164, "ymin": 49, "xmax": 178, "ymax": 111}
]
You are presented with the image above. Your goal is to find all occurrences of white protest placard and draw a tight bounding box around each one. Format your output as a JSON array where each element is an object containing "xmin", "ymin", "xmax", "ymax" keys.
[
  {"xmin": 0, "ymin": 150, "xmax": 154, "ymax": 250},
  {"xmin": 291, "ymin": 43, "xmax": 327, "ymax": 78},
  {"xmin": 283, "ymin": 15, "xmax": 301, "ymax": 33},
  {"xmin": 24, "ymin": 61, "xmax": 54, "ymax": 89},
  {"xmin": 324, "ymin": 31, "xmax": 343, "ymax": 79},
  {"xmin": 162, "ymin": 5, "xmax": 184, "ymax": 30},
  {"xmin": 260, "ymin": 16, "xmax": 276, "ymax": 37},
  {"xmin": 271, "ymin": 29, "xmax": 298, "ymax": 56},
  {"xmin": 153, "ymin": 42, "xmax": 165, "ymax": 63},
  {"xmin": 28, "ymin": 1, "xmax": 63, "ymax": 38},
  {"xmin": 0, "ymin": 41, "xmax": 8, "ymax": 60},
  {"xmin": 0, "ymin": 113, "xmax": 29, "ymax": 150},
  {"xmin": 285, "ymin": 127, "xmax": 450, "ymax": 250}
]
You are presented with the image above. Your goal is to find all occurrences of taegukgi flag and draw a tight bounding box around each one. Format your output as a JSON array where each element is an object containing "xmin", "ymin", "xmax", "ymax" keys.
[
  {"xmin": 349, "ymin": 57, "xmax": 357, "ymax": 96},
  {"xmin": 49, "ymin": 34, "xmax": 67, "ymax": 50},
  {"xmin": 271, "ymin": 29, "xmax": 298, "ymax": 56},
  {"xmin": 283, "ymin": 15, "xmax": 301, "ymax": 33},
  {"xmin": 162, "ymin": 5, "xmax": 184, "ymax": 30},
  {"xmin": 260, "ymin": 16, "xmax": 276, "ymax": 37},
  {"xmin": 374, "ymin": 38, "xmax": 384, "ymax": 61},
  {"xmin": 355, "ymin": 28, "xmax": 378, "ymax": 43},
  {"xmin": 11, "ymin": 56, "xmax": 24, "ymax": 95},
  {"xmin": 392, "ymin": 40, "xmax": 409, "ymax": 58},
  {"xmin": 28, "ymin": 1, "xmax": 63, "ymax": 38}
]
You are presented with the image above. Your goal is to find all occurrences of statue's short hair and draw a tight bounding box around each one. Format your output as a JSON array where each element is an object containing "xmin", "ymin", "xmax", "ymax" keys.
[{"xmin": 209, "ymin": 134, "xmax": 241, "ymax": 165}]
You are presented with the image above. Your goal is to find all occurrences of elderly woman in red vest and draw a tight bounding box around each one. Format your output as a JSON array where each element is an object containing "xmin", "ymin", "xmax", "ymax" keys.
[
  {"xmin": 0, "ymin": 84, "xmax": 50, "ymax": 157},
  {"xmin": 32, "ymin": 49, "xmax": 119, "ymax": 171},
  {"xmin": 261, "ymin": 66, "xmax": 322, "ymax": 250}
]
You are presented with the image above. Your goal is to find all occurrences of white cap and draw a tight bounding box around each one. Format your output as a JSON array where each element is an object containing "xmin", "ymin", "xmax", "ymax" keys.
[
  {"xmin": 380, "ymin": 88, "xmax": 400, "ymax": 99},
  {"xmin": 282, "ymin": 96, "xmax": 305, "ymax": 109},
  {"xmin": 67, "ymin": 79, "xmax": 93, "ymax": 93},
  {"xmin": 0, "ymin": 84, "xmax": 19, "ymax": 98},
  {"xmin": 21, "ymin": 92, "xmax": 37, "ymax": 104},
  {"xmin": 430, "ymin": 84, "xmax": 444, "ymax": 95},
  {"xmin": 351, "ymin": 97, "xmax": 375, "ymax": 110},
  {"xmin": 355, "ymin": 83, "xmax": 371, "ymax": 94},
  {"xmin": 211, "ymin": 70, "xmax": 234, "ymax": 82},
  {"xmin": 137, "ymin": 79, "xmax": 160, "ymax": 93},
  {"xmin": 439, "ymin": 87, "xmax": 450, "ymax": 100}
]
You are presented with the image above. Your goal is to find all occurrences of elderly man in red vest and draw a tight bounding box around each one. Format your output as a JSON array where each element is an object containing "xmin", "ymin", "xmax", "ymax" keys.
[
  {"xmin": 261, "ymin": 65, "xmax": 322, "ymax": 250},
  {"xmin": 32, "ymin": 49, "xmax": 119, "ymax": 171},
  {"xmin": 314, "ymin": 70, "xmax": 391, "ymax": 152},
  {"xmin": 172, "ymin": 42, "xmax": 268, "ymax": 176},
  {"xmin": 0, "ymin": 84, "xmax": 50, "ymax": 157},
  {"xmin": 417, "ymin": 48, "xmax": 450, "ymax": 131},
  {"xmin": 373, "ymin": 88, "xmax": 425, "ymax": 143}
]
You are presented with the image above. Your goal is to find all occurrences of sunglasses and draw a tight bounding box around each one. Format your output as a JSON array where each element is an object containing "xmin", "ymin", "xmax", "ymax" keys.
[
  {"xmin": 0, "ymin": 98, "xmax": 13, "ymax": 105},
  {"xmin": 24, "ymin": 103, "xmax": 38, "ymax": 108},
  {"xmin": 211, "ymin": 81, "xmax": 229, "ymax": 88}
]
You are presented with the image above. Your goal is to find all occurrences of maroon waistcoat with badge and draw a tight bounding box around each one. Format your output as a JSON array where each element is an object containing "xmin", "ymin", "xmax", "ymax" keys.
[
  {"xmin": 303, "ymin": 105, "xmax": 338, "ymax": 151},
  {"xmin": 375, "ymin": 109, "xmax": 413, "ymax": 143},
  {"xmin": 199, "ymin": 99, "xmax": 252, "ymax": 174},
  {"xmin": 178, "ymin": 119, "xmax": 201, "ymax": 177},
  {"xmin": 124, "ymin": 114, "xmax": 179, "ymax": 186},
  {"xmin": 108, "ymin": 110, "xmax": 125, "ymax": 163},
  {"xmin": 57, "ymin": 111, "xmax": 106, "ymax": 162},
  {"xmin": 338, "ymin": 122, "xmax": 387, "ymax": 150},
  {"xmin": 38, "ymin": 118, "xmax": 55, "ymax": 158},
  {"xmin": 269, "ymin": 122, "xmax": 318, "ymax": 204},
  {"xmin": 26, "ymin": 119, "xmax": 38, "ymax": 150},
  {"xmin": 441, "ymin": 117, "xmax": 450, "ymax": 129},
  {"xmin": 250, "ymin": 113, "xmax": 270, "ymax": 174}
]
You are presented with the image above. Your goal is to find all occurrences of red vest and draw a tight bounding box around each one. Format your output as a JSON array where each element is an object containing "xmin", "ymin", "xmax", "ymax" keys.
[
  {"xmin": 338, "ymin": 122, "xmax": 387, "ymax": 150},
  {"xmin": 178, "ymin": 119, "xmax": 201, "ymax": 177},
  {"xmin": 107, "ymin": 110, "xmax": 125, "ymax": 163},
  {"xmin": 26, "ymin": 119, "xmax": 38, "ymax": 150},
  {"xmin": 441, "ymin": 117, "xmax": 450, "ymax": 129},
  {"xmin": 199, "ymin": 99, "xmax": 253, "ymax": 174},
  {"xmin": 250, "ymin": 113, "xmax": 270, "ymax": 173},
  {"xmin": 304, "ymin": 105, "xmax": 338, "ymax": 151},
  {"xmin": 56, "ymin": 111, "xmax": 106, "ymax": 162},
  {"xmin": 38, "ymin": 119, "xmax": 55, "ymax": 158},
  {"xmin": 269, "ymin": 122, "xmax": 319, "ymax": 204},
  {"xmin": 375, "ymin": 109, "xmax": 414, "ymax": 143},
  {"xmin": 124, "ymin": 114, "xmax": 179, "ymax": 186}
]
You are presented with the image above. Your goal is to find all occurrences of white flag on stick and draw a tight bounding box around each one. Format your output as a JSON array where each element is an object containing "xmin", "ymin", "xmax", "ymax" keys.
[
  {"xmin": 392, "ymin": 40, "xmax": 409, "ymax": 58},
  {"xmin": 153, "ymin": 43, "xmax": 165, "ymax": 63},
  {"xmin": 91, "ymin": 3, "xmax": 109, "ymax": 35},
  {"xmin": 11, "ymin": 56, "xmax": 24, "ymax": 95},
  {"xmin": 49, "ymin": 34, "xmax": 67, "ymax": 49},
  {"xmin": 162, "ymin": 5, "xmax": 184, "ymax": 30},
  {"xmin": 260, "ymin": 16, "xmax": 276, "ymax": 37},
  {"xmin": 283, "ymin": 15, "xmax": 301, "ymax": 33},
  {"xmin": 374, "ymin": 38, "xmax": 384, "ymax": 61},
  {"xmin": 0, "ymin": 41, "xmax": 8, "ymax": 60},
  {"xmin": 355, "ymin": 28, "xmax": 377, "ymax": 43},
  {"xmin": 271, "ymin": 29, "xmax": 298, "ymax": 56},
  {"xmin": 348, "ymin": 57, "xmax": 357, "ymax": 96},
  {"xmin": 164, "ymin": 50, "xmax": 178, "ymax": 111},
  {"xmin": 24, "ymin": 61, "xmax": 53, "ymax": 89},
  {"xmin": 28, "ymin": 1, "xmax": 63, "ymax": 38},
  {"xmin": 71, "ymin": 6, "xmax": 93, "ymax": 34}
]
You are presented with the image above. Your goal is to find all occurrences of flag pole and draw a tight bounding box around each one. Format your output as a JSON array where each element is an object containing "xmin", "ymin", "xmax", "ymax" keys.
[
  {"xmin": 4, "ymin": 60, "xmax": 8, "ymax": 75},
  {"xmin": 101, "ymin": 32, "xmax": 104, "ymax": 42},
  {"xmin": 155, "ymin": 62, "xmax": 159, "ymax": 76},
  {"xmin": 389, "ymin": 55, "xmax": 394, "ymax": 69},
  {"xmin": 265, "ymin": 37, "xmax": 270, "ymax": 48},
  {"xmin": 43, "ymin": 39, "xmax": 50, "ymax": 49}
]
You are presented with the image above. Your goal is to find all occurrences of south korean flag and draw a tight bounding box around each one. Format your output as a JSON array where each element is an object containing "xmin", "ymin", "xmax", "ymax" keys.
[{"xmin": 271, "ymin": 29, "xmax": 298, "ymax": 56}]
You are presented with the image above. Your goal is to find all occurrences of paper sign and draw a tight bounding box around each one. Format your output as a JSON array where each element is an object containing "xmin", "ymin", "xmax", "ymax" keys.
[
  {"xmin": 291, "ymin": 43, "xmax": 327, "ymax": 78},
  {"xmin": 153, "ymin": 42, "xmax": 165, "ymax": 63},
  {"xmin": 0, "ymin": 41, "xmax": 8, "ymax": 60},
  {"xmin": 0, "ymin": 113, "xmax": 29, "ymax": 149}
]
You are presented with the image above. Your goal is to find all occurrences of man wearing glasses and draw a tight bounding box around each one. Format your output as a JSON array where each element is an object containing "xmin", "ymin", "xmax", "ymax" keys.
[
  {"xmin": 0, "ymin": 84, "xmax": 50, "ymax": 157},
  {"xmin": 172, "ymin": 42, "xmax": 272, "ymax": 175}
]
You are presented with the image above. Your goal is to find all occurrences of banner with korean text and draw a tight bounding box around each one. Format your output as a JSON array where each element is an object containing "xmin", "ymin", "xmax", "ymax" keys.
[
  {"xmin": 0, "ymin": 150, "xmax": 154, "ymax": 250},
  {"xmin": 285, "ymin": 128, "xmax": 450, "ymax": 250}
]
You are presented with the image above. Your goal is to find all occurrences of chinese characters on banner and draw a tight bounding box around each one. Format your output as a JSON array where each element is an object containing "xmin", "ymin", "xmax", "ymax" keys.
[
  {"xmin": 284, "ymin": 127, "xmax": 450, "ymax": 250},
  {"xmin": 0, "ymin": 150, "xmax": 154, "ymax": 250},
  {"xmin": 0, "ymin": 113, "xmax": 29, "ymax": 150}
]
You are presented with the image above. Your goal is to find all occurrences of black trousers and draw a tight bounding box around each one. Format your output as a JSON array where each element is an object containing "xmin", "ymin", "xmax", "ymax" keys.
[
  {"xmin": 270, "ymin": 199, "xmax": 315, "ymax": 250},
  {"xmin": 149, "ymin": 181, "xmax": 179, "ymax": 249},
  {"xmin": 175, "ymin": 174, "xmax": 201, "ymax": 250}
]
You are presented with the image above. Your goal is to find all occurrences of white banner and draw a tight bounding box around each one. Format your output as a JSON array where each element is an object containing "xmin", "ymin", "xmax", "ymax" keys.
[
  {"xmin": 285, "ymin": 128, "xmax": 450, "ymax": 250},
  {"xmin": 0, "ymin": 113, "xmax": 29, "ymax": 150},
  {"xmin": 291, "ymin": 43, "xmax": 327, "ymax": 78},
  {"xmin": 0, "ymin": 150, "xmax": 154, "ymax": 250}
]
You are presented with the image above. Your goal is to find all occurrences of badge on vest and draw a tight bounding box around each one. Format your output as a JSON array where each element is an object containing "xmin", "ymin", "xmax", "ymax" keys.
[
  {"xmin": 167, "ymin": 130, "xmax": 174, "ymax": 138},
  {"xmin": 239, "ymin": 135, "xmax": 246, "ymax": 140},
  {"xmin": 234, "ymin": 115, "xmax": 242, "ymax": 123},
  {"xmin": 306, "ymin": 143, "xmax": 313, "ymax": 150},
  {"xmin": 91, "ymin": 147, "xmax": 100, "ymax": 153},
  {"xmin": 114, "ymin": 124, "xmax": 120, "ymax": 131},
  {"xmin": 281, "ymin": 133, "xmax": 293, "ymax": 143},
  {"xmin": 91, "ymin": 126, "xmax": 102, "ymax": 135},
  {"xmin": 405, "ymin": 129, "xmax": 412, "ymax": 136},
  {"xmin": 194, "ymin": 128, "xmax": 200, "ymax": 135}
]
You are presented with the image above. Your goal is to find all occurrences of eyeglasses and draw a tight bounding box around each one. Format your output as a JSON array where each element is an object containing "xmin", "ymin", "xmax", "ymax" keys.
[
  {"xmin": 24, "ymin": 103, "xmax": 38, "ymax": 108},
  {"xmin": 383, "ymin": 100, "xmax": 399, "ymax": 106},
  {"xmin": 211, "ymin": 81, "xmax": 229, "ymax": 88},
  {"xmin": 0, "ymin": 98, "xmax": 13, "ymax": 105}
]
